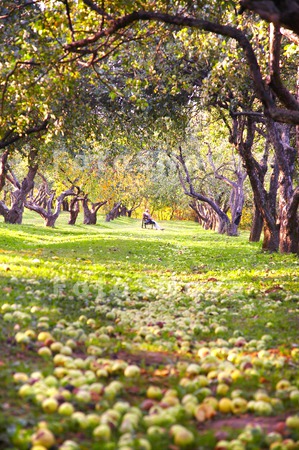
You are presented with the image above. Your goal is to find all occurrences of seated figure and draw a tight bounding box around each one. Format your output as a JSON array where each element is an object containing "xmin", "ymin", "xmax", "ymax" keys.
[{"xmin": 142, "ymin": 209, "xmax": 163, "ymax": 230}]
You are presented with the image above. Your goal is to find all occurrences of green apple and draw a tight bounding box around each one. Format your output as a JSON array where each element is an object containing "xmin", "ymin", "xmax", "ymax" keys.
[
  {"xmin": 286, "ymin": 415, "xmax": 299, "ymax": 429},
  {"xmin": 228, "ymin": 439, "xmax": 246, "ymax": 450},
  {"xmin": 170, "ymin": 425, "xmax": 194, "ymax": 446},
  {"xmin": 186, "ymin": 364, "xmax": 201, "ymax": 375},
  {"xmin": 231, "ymin": 389, "xmax": 243, "ymax": 399},
  {"xmin": 89, "ymin": 382, "xmax": 104, "ymax": 394},
  {"xmin": 13, "ymin": 372, "xmax": 29, "ymax": 383},
  {"xmin": 58, "ymin": 440, "xmax": 80, "ymax": 450},
  {"xmin": 50, "ymin": 342, "xmax": 63, "ymax": 353},
  {"xmin": 146, "ymin": 425, "xmax": 166, "ymax": 437},
  {"xmin": 60, "ymin": 345, "xmax": 73, "ymax": 356},
  {"xmin": 124, "ymin": 365, "xmax": 141, "ymax": 377},
  {"xmin": 58, "ymin": 402, "xmax": 75, "ymax": 416},
  {"xmin": 215, "ymin": 440, "xmax": 230, "ymax": 449},
  {"xmin": 265, "ymin": 432, "xmax": 283, "ymax": 445},
  {"xmin": 44, "ymin": 375, "xmax": 58, "ymax": 387},
  {"xmin": 15, "ymin": 332, "xmax": 30, "ymax": 344},
  {"xmin": 18, "ymin": 384, "xmax": 34, "ymax": 397},
  {"xmin": 276, "ymin": 379, "xmax": 291, "ymax": 390},
  {"xmin": 42, "ymin": 398, "xmax": 59, "ymax": 414},
  {"xmin": 254, "ymin": 400, "xmax": 273, "ymax": 416},
  {"xmin": 137, "ymin": 438, "xmax": 151, "ymax": 450},
  {"xmin": 93, "ymin": 424, "xmax": 111, "ymax": 441},
  {"xmin": 37, "ymin": 332, "xmax": 53, "ymax": 342},
  {"xmin": 71, "ymin": 411, "xmax": 88, "ymax": 429},
  {"xmin": 231, "ymin": 397, "xmax": 248, "ymax": 415},
  {"xmin": 85, "ymin": 413, "xmax": 101, "ymax": 428},
  {"xmin": 113, "ymin": 401, "xmax": 131, "ymax": 414},
  {"xmin": 38, "ymin": 347, "xmax": 52, "ymax": 357},
  {"xmin": 31, "ymin": 428, "xmax": 56, "ymax": 448},
  {"xmin": 53, "ymin": 354, "xmax": 68, "ymax": 366},
  {"xmin": 75, "ymin": 390, "xmax": 91, "ymax": 403},
  {"xmin": 110, "ymin": 360, "xmax": 128, "ymax": 373},
  {"xmin": 73, "ymin": 358, "xmax": 86, "ymax": 369},
  {"xmin": 290, "ymin": 390, "xmax": 299, "ymax": 403},
  {"xmin": 146, "ymin": 386, "xmax": 163, "ymax": 400},
  {"xmin": 216, "ymin": 383, "xmax": 229, "ymax": 396}
]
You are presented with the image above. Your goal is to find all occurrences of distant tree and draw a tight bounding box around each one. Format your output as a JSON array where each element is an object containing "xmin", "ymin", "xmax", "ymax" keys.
[{"xmin": 0, "ymin": 148, "xmax": 39, "ymax": 223}]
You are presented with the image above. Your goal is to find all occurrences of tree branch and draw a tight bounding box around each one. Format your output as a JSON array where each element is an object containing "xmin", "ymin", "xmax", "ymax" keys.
[
  {"xmin": 268, "ymin": 24, "xmax": 299, "ymax": 111},
  {"xmin": 82, "ymin": 0, "xmax": 112, "ymax": 19},
  {"xmin": 0, "ymin": 117, "xmax": 50, "ymax": 150},
  {"xmin": 239, "ymin": 0, "xmax": 299, "ymax": 36},
  {"xmin": 64, "ymin": 9, "xmax": 299, "ymax": 123}
]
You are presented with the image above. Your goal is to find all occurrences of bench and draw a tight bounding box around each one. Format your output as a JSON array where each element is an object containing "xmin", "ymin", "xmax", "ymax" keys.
[{"xmin": 142, "ymin": 215, "xmax": 154, "ymax": 228}]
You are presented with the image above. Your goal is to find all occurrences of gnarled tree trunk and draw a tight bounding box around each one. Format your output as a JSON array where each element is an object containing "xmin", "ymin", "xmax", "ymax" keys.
[
  {"xmin": 68, "ymin": 197, "xmax": 80, "ymax": 225},
  {"xmin": 0, "ymin": 149, "xmax": 38, "ymax": 224},
  {"xmin": 25, "ymin": 189, "xmax": 75, "ymax": 227},
  {"xmin": 82, "ymin": 195, "xmax": 107, "ymax": 224},
  {"xmin": 105, "ymin": 202, "xmax": 122, "ymax": 222},
  {"xmin": 174, "ymin": 147, "xmax": 231, "ymax": 234}
]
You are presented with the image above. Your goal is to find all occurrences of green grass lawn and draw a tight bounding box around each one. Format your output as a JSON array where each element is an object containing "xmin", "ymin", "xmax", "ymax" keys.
[{"xmin": 1, "ymin": 212, "xmax": 299, "ymax": 450}]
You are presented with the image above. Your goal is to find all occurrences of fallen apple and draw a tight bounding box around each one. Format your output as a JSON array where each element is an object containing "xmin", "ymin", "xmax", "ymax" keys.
[
  {"xmin": 286, "ymin": 415, "xmax": 299, "ymax": 429},
  {"xmin": 31, "ymin": 428, "xmax": 56, "ymax": 449},
  {"xmin": 170, "ymin": 424, "xmax": 195, "ymax": 446},
  {"xmin": 58, "ymin": 402, "xmax": 75, "ymax": 416},
  {"xmin": 41, "ymin": 398, "xmax": 59, "ymax": 414},
  {"xmin": 124, "ymin": 365, "xmax": 141, "ymax": 377},
  {"xmin": 231, "ymin": 397, "xmax": 248, "ymax": 415},
  {"xmin": 93, "ymin": 424, "xmax": 111, "ymax": 441},
  {"xmin": 218, "ymin": 398, "xmax": 233, "ymax": 414},
  {"xmin": 146, "ymin": 386, "xmax": 163, "ymax": 400}
]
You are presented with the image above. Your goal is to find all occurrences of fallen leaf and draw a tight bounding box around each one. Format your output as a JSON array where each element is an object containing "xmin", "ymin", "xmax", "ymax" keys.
[{"xmin": 154, "ymin": 369, "xmax": 170, "ymax": 377}]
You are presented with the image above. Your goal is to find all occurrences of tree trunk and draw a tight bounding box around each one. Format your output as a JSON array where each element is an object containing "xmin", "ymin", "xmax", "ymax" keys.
[
  {"xmin": 208, "ymin": 145, "xmax": 247, "ymax": 236},
  {"xmin": 68, "ymin": 209, "xmax": 79, "ymax": 225},
  {"xmin": 62, "ymin": 199, "xmax": 69, "ymax": 211},
  {"xmin": 268, "ymin": 120, "xmax": 298, "ymax": 253},
  {"xmin": 4, "ymin": 150, "xmax": 38, "ymax": 224},
  {"xmin": 81, "ymin": 196, "xmax": 107, "ymax": 224},
  {"xmin": 0, "ymin": 150, "xmax": 9, "ymax": 192},
  {"xmin": 25, "ymin": 188, "xmax": 74, "ymax": 227},
  {"xmin": 279, "ymin": 218, "xmax": 299, "ymax": 253},
  {"xmin": 217, "ymin": 215, "xmax": 229, "ymax": 234},
  {"xmin": 4, "ymin": 205, "xmax": 24, "ymax": 224},
  {"xmin": 262, "ymin": 223, "xmax": 280, "ymax": 252},
  {"xmin": 279, "ymin": 187, "xmax": 299, "ymax": 253},
  {"xmin": 234, "ymin": 116, "xmax": 280, "ymax": 252},
  {"xmin": 83, "ymin": 210, "xmax": 97, "ymax": 224},
  {"xmin": 106, "ymin": 202, "xmax": 121, "ymax": 222},
  {"xmin": 120, "ymin": 205, "xmax": 128, "ymax": 216},
  {"xmin": 175, "ymin": 147, "xmax": 232, "ymax": 234},
  {"xmin": 249, "ymin": 203, "xmax": 263, "ymax": 242},
  {"xmin": 45, "ymin": 216, "xmax": 57, "ymax": 227},
  {"xmin": 68, "ymin": 198, "xmax": 79, "ymax": 225}
]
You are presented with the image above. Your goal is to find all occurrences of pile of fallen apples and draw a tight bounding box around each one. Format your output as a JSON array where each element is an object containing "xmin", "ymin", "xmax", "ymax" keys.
[{"xmin": 3, "ymin": 283, "xmax": 299, "ymax": 450}]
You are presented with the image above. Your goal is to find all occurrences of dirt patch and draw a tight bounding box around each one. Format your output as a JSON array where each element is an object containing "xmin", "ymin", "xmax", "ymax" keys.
[
  {"xmin": 202, "ymin": 413, "xmax": 289, "ymax": 435},
  {"xmin": 113, "ymin": 349, "xmax": 181, "ymax": 367}
]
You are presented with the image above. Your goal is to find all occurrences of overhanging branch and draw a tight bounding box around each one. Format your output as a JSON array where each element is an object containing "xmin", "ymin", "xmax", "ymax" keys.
[
  {"xmin": 0, "ymin": 117, "xmax": 50, "ymax": 150},
  {"xmin": 64, "ymin": 9, "xmax": 299, "ymax": 124}
]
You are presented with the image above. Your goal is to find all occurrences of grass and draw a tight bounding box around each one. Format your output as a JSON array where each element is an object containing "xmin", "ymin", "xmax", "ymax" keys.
[{"xmin": 0, "ymin": 211, "xmax": 299, "ymax": 450}]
